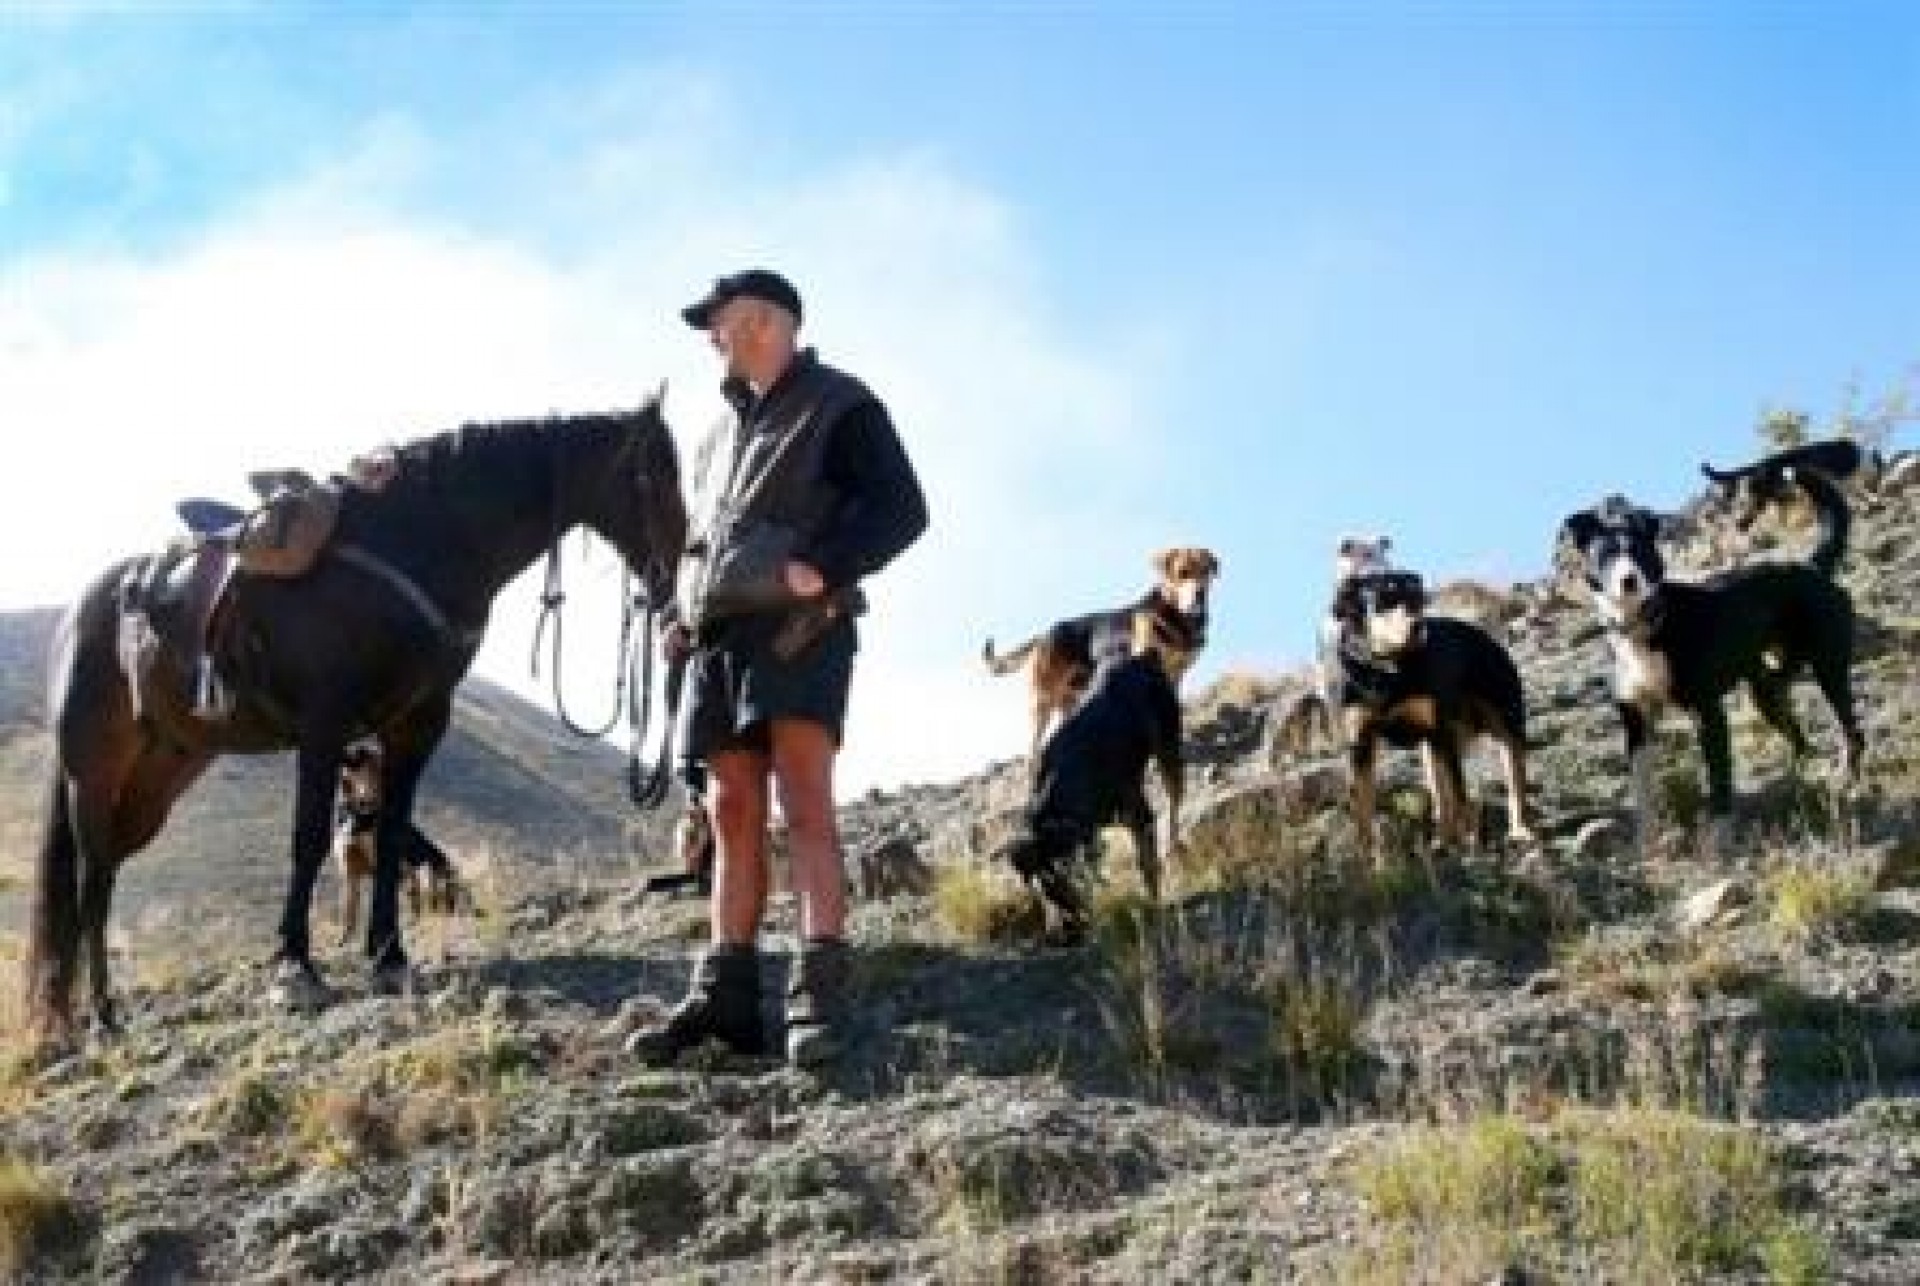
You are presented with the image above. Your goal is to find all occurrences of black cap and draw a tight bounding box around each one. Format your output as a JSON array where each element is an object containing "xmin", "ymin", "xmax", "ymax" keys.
[{"xmin": 680, "ymin": 269, "xmax": 803, "ymax": 329}]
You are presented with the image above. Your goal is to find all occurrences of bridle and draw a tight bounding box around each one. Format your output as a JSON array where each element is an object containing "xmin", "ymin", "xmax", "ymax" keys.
[{"xmin": 528, "ymin": 410, "xmax": 681, "ymax": 809}]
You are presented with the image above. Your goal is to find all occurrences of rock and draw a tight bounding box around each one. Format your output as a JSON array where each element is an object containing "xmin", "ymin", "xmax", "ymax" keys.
[
  {"xmin": 1675, "ymin": 877, "xmax": 1753, "ymax": 931},
  {"xmin": 855, "ymin": 834, "xmax": 935, "ymax": 901},
  {"xmin": 1566, "ymin": 816, "xmax": 1628, "ymax": 864}
]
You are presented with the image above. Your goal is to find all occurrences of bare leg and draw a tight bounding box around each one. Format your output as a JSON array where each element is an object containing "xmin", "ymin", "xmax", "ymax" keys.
[
  {"xmin": 707, "ymin": 747, "xmax": 772, "ymax": 946},
  {"xmin": 770, "ymin": 719, "xmax": 845, "ymax": 942}
]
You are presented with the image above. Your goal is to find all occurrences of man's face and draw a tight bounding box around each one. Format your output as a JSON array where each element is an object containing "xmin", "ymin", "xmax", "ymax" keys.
[{"xmin": 706, "ymin": 297, "xmax": 766, "ymax": 378}]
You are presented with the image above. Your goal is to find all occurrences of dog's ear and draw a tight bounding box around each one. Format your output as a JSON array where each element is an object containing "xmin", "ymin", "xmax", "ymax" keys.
[
  {"xmin": 1151, "ymin": 547, "xmax": 1176, "ymax": 578},
  {"xmin": 1199, "ymin": 549, "xmax": 1220, "ymax": 579},
  {"xmin": 1378, "ymin": 535, "xmax": 1391, "ymax": 557},
  {"xmin": 1557, "ymin": 510, "xmax": 1603, "ymax": 556},
  {"xmin": 1631, "ymin": 507, "xmax": 1682, "ymax": 542}
]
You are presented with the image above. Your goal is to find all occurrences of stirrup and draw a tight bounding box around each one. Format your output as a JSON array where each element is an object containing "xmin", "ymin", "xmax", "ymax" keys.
[{"xmin": 193, "ymin": 657, "xmax": 234, "ymax": 720}]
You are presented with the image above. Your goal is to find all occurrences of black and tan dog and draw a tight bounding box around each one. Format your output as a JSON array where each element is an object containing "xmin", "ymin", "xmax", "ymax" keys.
[
  {"xmin": 1558, "ymin": 460, "xmax": 1864, "ymax": 859},
  {"xmin": 983, "ymin": 546, "xmax": 1218, "ymax": 766},
  {"xmin": 999, "ymin": 616, "xmax": 1185, "ymax": 935},
  {"xmin": 1329, "ymin": 568, "xmax": 1534, "ymax": 857},
  {"xmin": 1271, "ymin": 535, "xmax": 1396, "ymax": 759},
  {"xmin": 334, "ymin": 741, "xmax": 465, "ymax": 943}
]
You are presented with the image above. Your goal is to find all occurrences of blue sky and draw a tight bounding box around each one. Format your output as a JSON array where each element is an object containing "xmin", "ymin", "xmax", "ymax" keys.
[{"xmin": 3, "ymin": 2, "xmax": 1915, "ymax": 795}]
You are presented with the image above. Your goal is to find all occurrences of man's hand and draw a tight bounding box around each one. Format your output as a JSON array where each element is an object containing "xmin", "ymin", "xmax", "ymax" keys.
[{"xmin": 783, "ymin": 560, "xmax": 826, "ymax": 598}]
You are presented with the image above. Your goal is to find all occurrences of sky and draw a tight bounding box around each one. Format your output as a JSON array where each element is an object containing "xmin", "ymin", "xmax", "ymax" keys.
[{"xmin": 2, "ymin": 1, "xmax": 1915, "ymax": 800}]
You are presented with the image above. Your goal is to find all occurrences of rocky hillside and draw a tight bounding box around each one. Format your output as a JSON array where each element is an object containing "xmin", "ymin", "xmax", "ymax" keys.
[{"xmin": 4, "ymin": 453, "xmax": 1920, "ymax": 1284}]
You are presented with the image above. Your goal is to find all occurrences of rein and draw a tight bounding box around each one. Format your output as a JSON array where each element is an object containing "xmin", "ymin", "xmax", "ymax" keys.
[{"xmin": 527, "ymin": 422, "xmax": 679, "ymax": 811}]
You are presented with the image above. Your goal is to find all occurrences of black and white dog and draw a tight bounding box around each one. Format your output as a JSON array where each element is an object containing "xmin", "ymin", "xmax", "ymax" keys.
[
  {"xmin": 1558, "ymin": 463, "xmax": 1864, "ymax": 858},
  {"xmin": 1000, "ymin": 624, "xmax": 1184, "ymax": 935}
]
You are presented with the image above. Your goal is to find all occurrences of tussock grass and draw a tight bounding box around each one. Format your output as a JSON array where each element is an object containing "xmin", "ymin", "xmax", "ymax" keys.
[
  {"xmin": 1357, "ymin": 1114, "xmax": 1557, "ymax": 1227},
  {"xmin": 1560, "ymin": 1107, "xmax": 1816, "ymax": 1279},
  {"xmin": 932, "ymin": 861, "xmax": 1044, "ymax": 945},
  {"xmin": 1555, "ymin": 930, "xmax": 1771, "ymax": 1006},
  {"xmin": 1090, "ymin": 891, "xmax": 1375, "ymax": 1115},
  {"xmin": 1347, "ymin": 1107, "xmax": 1822, "ymax": 1283},
  {"xmin": 201, "ymin": 1066, "xmax": 293, "ymax": 1139},
  {"xmin": 296, "ymin": 1085, "xmax": 397, "ymax": 1168},
  {"xmin": 1767, "ymin": 859, "xmax": 1875, "ymax": 945}
]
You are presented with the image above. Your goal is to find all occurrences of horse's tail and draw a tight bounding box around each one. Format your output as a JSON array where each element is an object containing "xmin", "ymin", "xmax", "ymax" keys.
[
  {"xmin": 24, "ymin": 754, "xmax": 78, "ymax": 1027},
  {"xmin": 1796, "ymin": 466, "xmax": 1852, "ymax": 579}
]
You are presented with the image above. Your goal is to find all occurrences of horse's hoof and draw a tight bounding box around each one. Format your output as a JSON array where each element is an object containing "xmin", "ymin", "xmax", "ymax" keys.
[
  {"xmin": 90, "ymin": 1003, "xmax": 123, "ymax": 1040},
  {"xmin": 268, "ymin": 959, "xmax": 334, "ymax": 1013}
]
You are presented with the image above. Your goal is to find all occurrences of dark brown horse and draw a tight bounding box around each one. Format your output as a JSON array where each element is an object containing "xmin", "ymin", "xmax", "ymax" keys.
[{"xmin": 24, "ymin": 392, "xmax": 685, "ymax": 1045}]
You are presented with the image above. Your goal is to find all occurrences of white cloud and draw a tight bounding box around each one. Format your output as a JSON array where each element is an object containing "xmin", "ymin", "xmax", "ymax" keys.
[{"xmin": 0, "ymin": 72, "xmax": 1172, "ymax": 798}]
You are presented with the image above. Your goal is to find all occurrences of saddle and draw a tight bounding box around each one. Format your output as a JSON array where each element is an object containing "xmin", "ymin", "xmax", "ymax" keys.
[{"xmin": 120, "ymin": 473, "xmax": 345, "ymax": 720}]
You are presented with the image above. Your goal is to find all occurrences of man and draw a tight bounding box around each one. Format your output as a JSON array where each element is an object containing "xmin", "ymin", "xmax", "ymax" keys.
[{"xmin": 630, "ymin": 268, "xmax": 929, "ymax": 1067}]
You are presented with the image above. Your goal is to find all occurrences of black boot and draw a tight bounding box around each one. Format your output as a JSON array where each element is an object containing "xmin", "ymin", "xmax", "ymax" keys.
[
  {"xmin": 627, "ymin": 944, "xmax": 766, "ymax": 1065},
  {"xmin": 785, "ymin": 938, "xmax": 853, "ymax": 1068}
]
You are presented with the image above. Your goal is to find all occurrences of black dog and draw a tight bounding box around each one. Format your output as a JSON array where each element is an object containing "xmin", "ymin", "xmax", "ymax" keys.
[
  {"xmin": 1002, "ymin": 638, "xmax": 1184, "ymax": 933},
  {"xmin": 1701, "ymin": 437, "xmax": 1872, "ymax": 558},
  {"xmin": 1558, "ymin": 466, "xmax": 1863, "ymax": 858},
  {"xmin": 1326, "ymin": 569, "xmax": 1534, "ymax": 857}
]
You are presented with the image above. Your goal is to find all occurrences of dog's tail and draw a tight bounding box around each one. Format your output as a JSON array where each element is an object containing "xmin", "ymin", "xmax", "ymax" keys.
[
  {"xmin": 981, "ymin": 635, "xmax": 1039, "ymax": 675},
  {"xmin": 1797, "ymin": 466, "xmax": 1852, "ymax": 578},
  {"xmin": 1699, "ymin": 459, "xmax": 1752, "ymax": 487}
]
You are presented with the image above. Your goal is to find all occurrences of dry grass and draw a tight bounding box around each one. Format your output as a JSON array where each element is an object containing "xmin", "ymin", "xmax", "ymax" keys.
[
  {"xmin": 1767, "ymin": 858, "xmax": 1876, "ymax": 945},
  {"xmin": 201, "ymin": 1065, "xmax": 293, "ymax": 1139},
  {"xmin": 1089, "ymin": 889, "xmax": 1374, "ymax": 1115},
  {"xmin": 1345, "ymin": 1107, "xmax": 1824, "ymax": 1284},
  {"xmin": 932, "ymin": 861, "xmax": 1045, "ymax": 945},
  {"xmin": 1555, "ymin": 930, "xmax": 1771, "ymax": 1006},
  {"xmin": 0, "ymin": 930, "xmax": 24, "ymax": 1052},
  {"xmin": 296, "ymin": 1085, "xmax": 399, "ymax": 1168}
]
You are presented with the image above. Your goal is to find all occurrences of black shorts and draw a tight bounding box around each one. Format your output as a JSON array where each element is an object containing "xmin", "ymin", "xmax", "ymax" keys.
[{"xmin": 676, "ymin": 612, "xmax": 858, "ymax": 761}]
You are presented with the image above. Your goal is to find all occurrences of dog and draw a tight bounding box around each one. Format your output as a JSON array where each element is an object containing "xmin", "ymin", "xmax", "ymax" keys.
[
  {"xmin": 333, "ymin": 741, "xmax": 465, "ymax": 944},
  {"xmin": 1274, "ymin": 536, "xmax": 1398, "ymax": 759},
  {"xmin": 1557, "ymin": 462, "xmax": 1864, "ymax": 859},
  {"xmin": 999, "ymin": 616, "xmax": 1185, "ymax": 936},
  {"xmin": 1702, "ymin": 437, "xmax": 1877, "ymax": 525},
  {"xmin": 1325, "ymin": 567, "xmax": 1534, "ymax": 857},
  {"xmin": 983, "ymin": 546, "xmax": 1218, "ymax": 767},
  {"xmin": 643, "ymin": 761, "xmax": 716, "ymax": 899},
  {"xmin": 1700, "ymin": 437, "xmax": 1872, "ymax": 564}
]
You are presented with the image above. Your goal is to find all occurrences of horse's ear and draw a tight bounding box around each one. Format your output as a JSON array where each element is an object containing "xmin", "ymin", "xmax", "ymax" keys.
[{"xmin": 645, "ymin": 379, "xmax": 669, "ymax": 411}]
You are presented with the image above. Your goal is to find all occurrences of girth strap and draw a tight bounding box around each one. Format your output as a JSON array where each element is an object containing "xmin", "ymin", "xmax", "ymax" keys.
[{"xmin": 332, "ymin": 543, "xmax": 484, "ymax": 655}]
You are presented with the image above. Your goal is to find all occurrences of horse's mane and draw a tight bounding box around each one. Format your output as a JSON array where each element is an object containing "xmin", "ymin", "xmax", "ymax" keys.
[{"xmin": 382, "ymin": 408, "xmax": 661, "ymax": 499}]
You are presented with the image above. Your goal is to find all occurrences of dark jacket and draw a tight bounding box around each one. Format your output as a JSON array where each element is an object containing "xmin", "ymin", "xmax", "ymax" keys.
[{"xmin": 678, "ymin": 348, "xmax": 928, "ymax": 627}]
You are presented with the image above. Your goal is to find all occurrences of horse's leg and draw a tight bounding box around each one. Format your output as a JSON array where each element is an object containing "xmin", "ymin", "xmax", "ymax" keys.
[
  {"xmin": 273, "ymin": 736, "xmax": 350, "ymax": 1008},
  {"xmin": 366, "ymin": 697, "xmax": 452, "ymax": 990},
  {"xmin": 88, "ymin": 743, "xmax": 209, "ymax": 1032}
]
